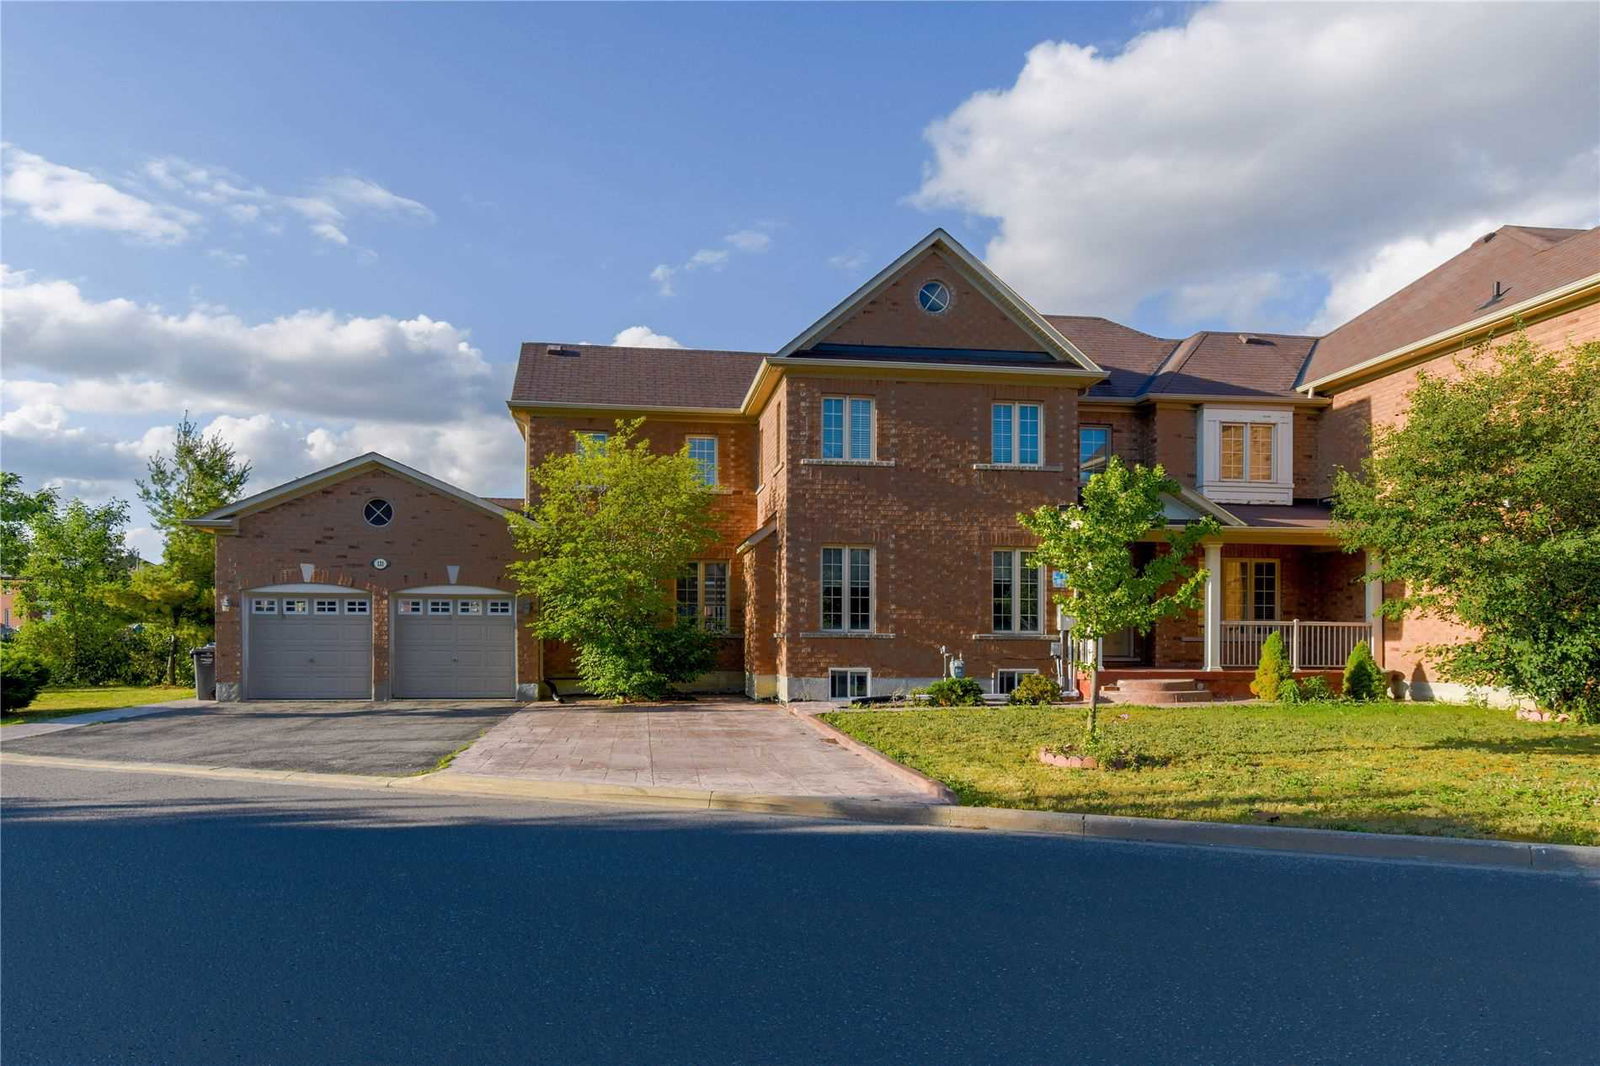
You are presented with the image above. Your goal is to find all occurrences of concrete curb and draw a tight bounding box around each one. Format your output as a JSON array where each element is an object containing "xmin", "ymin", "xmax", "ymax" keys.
[
  {"xmin": 787, "ymin": 707, "xmax": 959, "ymax": 804},
  {"xmin": 4, "ymin": 751, "xmax": 1596, "ymax": 876}
]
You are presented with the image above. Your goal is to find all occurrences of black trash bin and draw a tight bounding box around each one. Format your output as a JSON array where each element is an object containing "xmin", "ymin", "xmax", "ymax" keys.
[{"xmin": 191, "ymin": 644, "xmax": 216, "ymax": 701}]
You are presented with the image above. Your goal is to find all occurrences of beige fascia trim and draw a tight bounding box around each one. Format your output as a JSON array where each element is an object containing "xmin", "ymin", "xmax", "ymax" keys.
[
  {"xmin": 1302, "ymin": 272, "xmax": 1600, "ymax": 393},
  {"xmin": 507, "ymin": 400, "xmax": 753, "ymax": 423}
]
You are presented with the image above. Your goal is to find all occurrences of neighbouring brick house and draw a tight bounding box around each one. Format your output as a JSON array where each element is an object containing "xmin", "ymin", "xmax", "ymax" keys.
[{"xmin": 193, "ymin": 225, "xmax": 1599, "ymax": 703}]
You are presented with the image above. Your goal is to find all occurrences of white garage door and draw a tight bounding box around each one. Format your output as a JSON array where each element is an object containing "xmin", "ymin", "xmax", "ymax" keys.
[
  {"xmin": 246, "ymin": 595, "xmax": 373, "ymax": 699},
  {"xmin": 393, "ymin": 596, "xmax": 516, "ymax": 699}
]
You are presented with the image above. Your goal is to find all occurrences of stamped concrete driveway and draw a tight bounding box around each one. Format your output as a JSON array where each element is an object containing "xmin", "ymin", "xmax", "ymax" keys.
[
  {"xmin": 447, "ymin": 700, "xmax": 930, "ymax": 799},
  {"xmin": 2, "ymin": 701, "xmax": 519, "ymax": 776}
]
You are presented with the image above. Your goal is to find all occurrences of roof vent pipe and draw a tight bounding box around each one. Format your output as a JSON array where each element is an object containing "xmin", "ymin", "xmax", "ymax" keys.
[{"xmin": 1491, "ymin": 281, "xmax": 1506, "ymax": 301}]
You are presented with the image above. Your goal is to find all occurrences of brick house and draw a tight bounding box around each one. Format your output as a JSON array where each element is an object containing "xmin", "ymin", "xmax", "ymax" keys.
[{"xmin": 192, "ymin": 225, "xmax": 1599, "ymax": 703}]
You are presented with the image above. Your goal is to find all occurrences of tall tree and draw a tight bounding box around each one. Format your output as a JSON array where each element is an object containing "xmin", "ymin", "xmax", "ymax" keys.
[
  {"xmin": 1, "ymin": 472, "xmax": 58, "ymax": 577},
  {"xmin": 1021, "ymin": 458, "xmax": 1219, "ymax": 739},
  {"xmin": 13, "ymin": 497, "xmax": 136, "ymax": 684},
  {"xmin": 508, "ymin": 419, "xmax": 718, "ymax": 700},
  {"xmin": 1334, "ymin": 333, "xmax": 1600, "ymax": 722},
  {"xmin": 137, "ymin": 415, "xmax": 251, "ymax": 625},
  {"xmin": 102, "ymin": 564, "xmax": 199, "ymax": 686}
]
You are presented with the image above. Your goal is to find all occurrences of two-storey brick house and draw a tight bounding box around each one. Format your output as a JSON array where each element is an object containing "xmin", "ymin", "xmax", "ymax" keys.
[{"xmin": 193, "ymin": 225, "xmax": 1599, "ymax": 704}]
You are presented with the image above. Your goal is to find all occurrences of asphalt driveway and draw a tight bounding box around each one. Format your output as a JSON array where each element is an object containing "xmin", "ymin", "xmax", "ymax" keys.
[{"xmin": 1, "ymin": 701, "xmax": 519, "ymax": 776}]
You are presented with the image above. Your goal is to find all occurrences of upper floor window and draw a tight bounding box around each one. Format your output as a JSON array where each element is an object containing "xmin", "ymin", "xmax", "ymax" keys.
[
  {"xmin": 821, "ymin": 546, "xmax": 873, "ymax": 632},
  {"xmin": 991, "ymin": 403, "xmax": 1041, "ymax": 466},
  {"xmin": 992, "ymin": 550, "xmax": 1043, "ymax": 633},
  {"xmin": 1218, "ymin": 422, "xmax": 1274, "ymax": 482},
  {"xmin": 687, "ymin": 436, "xmax": 718, "ymax": 487},
  {"xmin": 822, "ymin": 396, "xmax": 874, "ymax": 460},
  {"xmin": 574, "ymin": 431, "xmax": 609, "ymax": 453},
  {"xmin": 1078, "ymin": 425, "xmax": 1111, "ymax": 477},
  {"xmin": 676, "ymin": 561, "xmax": 729, "ymax": 632}
]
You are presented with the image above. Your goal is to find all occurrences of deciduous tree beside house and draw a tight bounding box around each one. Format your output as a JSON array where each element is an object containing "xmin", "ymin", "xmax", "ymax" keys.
[
  {"xmin": 1334, "ymin": 333, "xmax": 1600, "ymax": 722},
  {"xmin": 12, "ymin": 497, "xmax": 137, "ymax": 684},
  {"xmin": 1022, "ymin": 458, "xmax": 1220, "ymax": 739},
  {"xmin": 508, "ymin": 419, "xmax": 719, "ymax": 700}
]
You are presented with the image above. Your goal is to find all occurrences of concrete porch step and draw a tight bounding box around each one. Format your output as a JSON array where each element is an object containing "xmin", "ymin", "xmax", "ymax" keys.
[{"xmin": 1098, "ymin": 679, "xmax": 1214, "ymax": 705}]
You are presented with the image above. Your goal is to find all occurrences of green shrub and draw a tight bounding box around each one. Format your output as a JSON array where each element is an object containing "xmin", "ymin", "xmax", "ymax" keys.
[
  {"xmin": 1282, "ymin": 675, "xmax": 1337, "ymax": 704},
  {"xmin": 1342, "ymin": 641, "xmax": 1385, "ymax": 702},
  {"xmin": 1, "ymin": 645, "xmax": 52, "ymax": 711},
  {"xmin": 925, "ymin": 676, "xmax": 985, "ymax": 707},
  {"xmin": 1008, "ymin": 673, "xmax": 1062, "ymax": 705},
  {"xmin": 1250, "ymin": 631, "xmax": 1293, "ymax": 701}
]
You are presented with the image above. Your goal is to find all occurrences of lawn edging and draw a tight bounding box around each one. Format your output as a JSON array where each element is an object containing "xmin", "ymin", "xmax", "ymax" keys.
[
  {"xmin": 4, "ymin": 750, "xmax": 1595, "ymax": 876},
  {"xmin": 787, "ymin": 704, "xmax": 958, "ymax": 803}
]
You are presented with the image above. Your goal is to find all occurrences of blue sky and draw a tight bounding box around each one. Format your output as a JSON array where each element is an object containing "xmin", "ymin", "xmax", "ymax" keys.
[{"xmin": 4, "ymin": 2, "xmax": 1597, "ymax": 557}]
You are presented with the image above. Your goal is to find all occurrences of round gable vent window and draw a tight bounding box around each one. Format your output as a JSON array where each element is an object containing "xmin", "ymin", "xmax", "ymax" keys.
[
  {"xmin": 917, "ymin": 280, "xmax": 952, "ymax": 315},
  {"xmin": 364, "ymin": 499, "xmax": 394, "ymax": 527}
]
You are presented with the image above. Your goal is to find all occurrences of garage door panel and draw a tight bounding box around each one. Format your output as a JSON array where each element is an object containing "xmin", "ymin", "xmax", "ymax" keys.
[
  {"xmin": 247, "ymin": 605, "xmax": 372, "ymax": 700},
  {"xmin": 394, "ymin": 603, "xmax": 514, "ymax": 699}
]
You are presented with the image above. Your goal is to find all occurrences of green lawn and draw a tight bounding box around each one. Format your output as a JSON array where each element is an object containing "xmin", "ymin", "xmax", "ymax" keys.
[
  {"xmin": 1, "ymin": 685, "xmax": 191, "ymax": 727},
  {"xmin": 821, "ymin": 703, "xmax": 1600, "ymax": 845}
]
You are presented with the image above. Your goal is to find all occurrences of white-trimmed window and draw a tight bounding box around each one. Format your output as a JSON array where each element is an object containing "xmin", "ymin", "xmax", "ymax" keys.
[
  {"xmin": 428, "ymin": 599, "xmax": 452, "ymax": 615},
  {"xmin": 398, "ymin": 599, "xmax": 423, "ymax": 615},
  {"xmin": 457, "ymin": 599, "xmax": 483, "ymax": 615},
  {"xmin": 821, "ymin": 546, "xmax": 873, "ymax": 632},
  {"xmin": 1199, "ymin": 407, "xmax": 1292, "ymax": 504},
  {"xmin": 991, "ymin": 402, "xmax": 1042, "ymax": 466},
  {"xmin": 251, "ymin": 598, "xmax": 277, "ymax": 614},
  {"xmin": 829, "ymin": 668, "xmax": 870, "ymax": 700},
  {"xmin": 1079, "ymin": 425, "xmax": 1111, "ymax": 476},
  {"xmin": 313, "ymin": 599, "xmax": 339, "ymax": 615},
  {"xmin": 995, "ymin": 668, "xmax": 1038, "ymax": 696},
  {"xmin": 676, "ymin": 561, "xmax": 729, "ymax": 632},
  {"xmin": 283, "ymin": 598, "xmax": 309, "ymax": 616},
  {"xmin": 992, "ymin": 550, "xmax": 1043, "ymax": 633},
  {"xmin": 343, "ymin": 599, "xmax": 369, "ymax": 615},
  {"xmin": 1219, "ymin": 422, "xmax": 1274, "ymax": 482},
  {"xmin": 1223, "ymin": 559, "xmax": 1279, "ymax": 621},
  {"xmin": 821, "ymin": 396, "xmax": 874, "ymax": 460},
  {"xmin": 487, "ymin": 600, "xmax": 513, "ymax": 616},
  {"xmin": 574, "ymin": 431, "xmax": 609, "ymax": 453},
  {"xmin": 687, "ymin": 436, "xmax": 718, "ymax": 487}
]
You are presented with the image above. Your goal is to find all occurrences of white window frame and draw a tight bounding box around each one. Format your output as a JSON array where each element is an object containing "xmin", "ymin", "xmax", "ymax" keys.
[
  {"xmin": 428, "ymin": 599, "xmax": 453, "ymax": 615},
  {"xmin": 251, "ymin": 598, "xmax": 278, "ymax": 615},
  {"xmin": 1078, "ymin": 424, "xmax": 1111, "ymax": 476},
  {"xmin": 828, "ymin": 667, "xmax": 871, "ymax": 701},
  {"xmin": 1224, "ymin": 558, "xmax": 1281, "ymax": 622},
  {"xmin": 311, "ymin": 599, "xmax": 338, "ymax": 615},
  {"xmin": 995, "ymin": 668, "xmax": 1039, "ymax": 695},
  {"xmin": 821, "ymin": 546, "xmax": 874, "ymax": 633},
  {"xmin": 487, "ymin": 600, "xmax": 513, "ymax": 616},
  {"xmin": 283, "ymin": 598, "xmax": 309, "ymax": 616},
  {"xmin": 343, "ymin": 599, "xmax": 369, "ymax": 615},
  {"xmin": 991, "ymin": 402, "xmax": 1043, "ymax": 467},
  {"xmin": 821, "ymin": 395, "xmax": 875, "ymax": 461},
  {"xmin": 398, "ymin": 599, "xmax": 423, "ymax": 615},
  {"xmin": 686, "ymin": 435, "xmax": 719, "ymax": 487},
  {"xmin": 457, "ymin": 599, "xmax": 483, "ymax": 615},
  {"xmin": 676, "ymin": 561, "xmax": 730, "ymax": 632},
  {"xmin": 1197, "ymin": 406, "xmax": 1293, "ymax": 505},
  {"xmin": 574, "ymin": 430, "xmax": 609, "ymax": 453},
  {"xmin": 991, "ymin": 550, "xmax": 1044, "ymax": 634}
]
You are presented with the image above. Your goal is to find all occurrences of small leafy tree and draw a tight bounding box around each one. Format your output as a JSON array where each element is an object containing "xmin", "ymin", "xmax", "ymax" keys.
[
  {"xmin": 101, "ymin": 564, "xmax": 199, "ymax": 685},
  {"xmin": 13, "ymin": 497, "xmax": 138, "ymax": 684},
  {"xmin": 1, "ymin": 472, "xmax": 58, "ymax": 577},
  {"xmin": 508, "ymin": 420, "xmax": 718, "ymax": 700},
  {"xmin": 1023, "ymin": 458, "xmax": 1220, "ymax": 739},
  {"xmin": 1, "ymin": 644, "xmax": 51, "ymax": 712},
  {"xmin": 1251, "ymin": 630, "xmax": 1292, "ymax": 701},
  {"xmin": 1008, "ymin": 673, "xmax": 1061, "ymax": 706},
  {"xmin": 1342, "ymin": 640, "xmax": 1385, "ymax": 702},
  {"xmin": 1334, "ymin": 333, "xmax": 1600, "ymax": 721}
]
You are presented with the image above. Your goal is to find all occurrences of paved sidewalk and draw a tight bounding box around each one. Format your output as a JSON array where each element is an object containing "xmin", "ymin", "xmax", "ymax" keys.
[
  {"xmin": 446, "ymin": 700, "xmax": 929, "ymax": 799},
  {"xmin": 1, "ymin": 700, "xmax": 205, "ymax": 741}
]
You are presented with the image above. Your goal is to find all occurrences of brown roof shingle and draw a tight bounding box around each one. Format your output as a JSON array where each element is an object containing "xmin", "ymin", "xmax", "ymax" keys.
[
  {"xmin": 1302, "ymin": 225, "xmax": 1600, "ymax": 384},
  {"xmin": 511, "ymin": 343, "xmax": 766, "ymax": 410},
  {"xmin": 1045, "ymin": 316, "xmax": 1178, "ymax": 398}
]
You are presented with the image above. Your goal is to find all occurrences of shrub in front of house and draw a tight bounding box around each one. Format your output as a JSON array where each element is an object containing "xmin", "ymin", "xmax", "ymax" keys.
[
  {"xmin": 1008, "ymin": 673, "xmax": 1062, "ymax": 705},
  {"xmin": 1250, "ymin": 631, "xmax": 1293, "ymax": 701},
  {"xmin": 1282, "ymin": 675, "xmax": 1337, "ymax": 704},
  {"xmin": 924, "ymin": 676, "xmax": 985, "ymax": 707},
  {"xmin": 1, "ymin": 645, "xmax": 52, "ymax": 712},
  {"xmin": 1342, "ymin": 641, "xmax": 1385, "ymax": 702}
]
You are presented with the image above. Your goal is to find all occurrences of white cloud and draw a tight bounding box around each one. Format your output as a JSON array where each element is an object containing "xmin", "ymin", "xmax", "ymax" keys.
[
  {"xmin": 650, "ymin": 226, "xmax": 775, "ymax": 296},
  {"xmin": 610, "ymin": 325, "xmax": 684, "ymax": 349},
  {"xmin": 207, "ymin": 249, "xmax": 248, "ymax": 268},
  {"xmin": 914, "ymin": 2, "xmax": 1600, "ymax": 330},
  {"xmin": 2, "ymin": 145, "xmax": 197, "ymax": 243},
  {"xmin": 828, "ymin": 250, "xmax": 870, "ymax": 274}
]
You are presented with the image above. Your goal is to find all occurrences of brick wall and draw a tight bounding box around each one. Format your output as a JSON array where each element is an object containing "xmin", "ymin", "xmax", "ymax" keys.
[{"xmin": 820, "ymin": 248, "xmax": 1041, "ymax": 352}]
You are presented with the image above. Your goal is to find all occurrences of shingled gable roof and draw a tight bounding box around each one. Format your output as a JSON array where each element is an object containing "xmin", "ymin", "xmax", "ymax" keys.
[
  {"xmin": 184, "ymin": 452, "xmax": 511, "ymax": 532},
  {"xmin": 510, "ymin": 342, "xmax": 765, "ymax": 412},
  {"xmin": 1047, "ymin": 316, "xmax": 1318, "ymax": 401},
  {"xmin": 1301, "ymin": 224, "xmax": 1600, "ymax": 387},
  {"xmin": 776, "ymin": 228, "xmax": 1103, "ymax": 374}
]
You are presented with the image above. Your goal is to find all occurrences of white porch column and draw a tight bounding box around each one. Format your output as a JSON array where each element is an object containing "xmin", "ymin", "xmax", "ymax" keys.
[
  {"xmin": 1363, "ymin": 550, "xmax": 1385, "ymax": 668},
  {"xmin": 1203, "ymin": 541, "xmax": 1223, "ymax": 671}
]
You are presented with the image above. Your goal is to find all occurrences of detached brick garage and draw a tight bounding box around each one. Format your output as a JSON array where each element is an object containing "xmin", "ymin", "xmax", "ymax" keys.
[{"xmin": 190, "ymin": 454, "xmax": 540, "ymax": 701}]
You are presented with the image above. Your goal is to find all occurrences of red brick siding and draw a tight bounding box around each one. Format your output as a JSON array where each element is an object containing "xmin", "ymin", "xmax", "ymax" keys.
[{"xmin": 819, "ymin": 249, "xmax": 1043, "ymax": 353}]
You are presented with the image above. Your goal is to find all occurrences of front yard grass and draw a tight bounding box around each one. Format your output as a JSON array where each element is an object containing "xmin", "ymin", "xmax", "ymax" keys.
[
  {"xmin": 820, "ymin": 702, "xmax": 1600, "ymax": 845},
  {"xmin": 1, "ymin": 685, "xmax": 191, "ymax": 727}
]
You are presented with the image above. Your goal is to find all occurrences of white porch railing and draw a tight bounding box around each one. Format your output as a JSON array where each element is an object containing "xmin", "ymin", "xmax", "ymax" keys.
[{"xmin": 1220, "ymin": 620, "xmax": 1373, "ymax": 670}]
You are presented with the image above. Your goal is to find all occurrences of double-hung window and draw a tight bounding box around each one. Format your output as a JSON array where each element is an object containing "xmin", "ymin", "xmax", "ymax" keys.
[
  {"xmin": 821, "ymin": 396, "xmax": 874, "ymax": 460},
  {"xmin": 821, "ymin": 546, "xmax": 873, "ymax": 632},
  {"xmin": 687, "ymin": 436, "xmax": 718, "ymax": 487},
  {"xmin": 676, "ymin": 561, "xmax": 729, "ymax": 632},
  {"xmin": 991, "ymin": 403, "xmax": 1042, "ymax": 466},
  {"xmin": 1223, "ymin": 559, "xmax": 1279, "ymax": 620},
  {"xmin": 1218, "ymin": 423, "xmax": 1274, "ymax": 482},
  {"xmin": 992, "ymin": 550, "xmax": 1043, "ymax": 633},
  {"xmin": 1078, "ymin": 425, "xmax": 1111, "ymax": 477}
]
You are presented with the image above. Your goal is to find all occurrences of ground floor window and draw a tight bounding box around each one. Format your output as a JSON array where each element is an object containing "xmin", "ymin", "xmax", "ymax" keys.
[
  {"xmin": 992, "ymin": 550, "xmax": 1042, "ymax": 633},
  {"xmin": 677, "ymin": 561, "xmax": 729, "ymax": 631},
  {"xmin": 1223, "ymin": 559, "xmax": 1279, "ymax": 620},
  {"xmin": 995, "ymin": 668, "xmax": 1037, "ymax": 695},
  {"xmin": 829, "ymin": 668, "xmax": 870, "ymax": 700},
  {"xmin": 821, "ymin": 546, "xmax": 873, "ymax": 632}
]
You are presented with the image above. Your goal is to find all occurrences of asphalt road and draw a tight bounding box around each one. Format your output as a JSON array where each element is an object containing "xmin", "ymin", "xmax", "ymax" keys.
[{"xmin": 3, "ymin": 764, "xmax": 1596, "ymax": 1066}]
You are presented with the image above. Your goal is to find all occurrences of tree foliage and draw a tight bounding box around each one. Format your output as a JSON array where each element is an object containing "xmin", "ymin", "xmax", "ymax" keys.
[
  {"xmin": 1333, "ymin": 333, "xmax": 1600, "ymax": 721},
  {"xmin": 1342, "ymin": 640, "xmax": 1385, "ymax": 702},
  {"xmin": 1251, "ymin": 630, "xmax": 1292, "ymax": 701},
  {"xmin": 12, "ymin": 497, "xmax": 138, "ymax": 684},
  {"xmin": 1022, "ymin": 457, "xmax": 1220, "ymax": 737},
  {"xmin": 1, "ymin": 472, "xmax": 58, "ymax": 577},
  {"xmin": 508, "ymin": 420, "xmax": 718, "ymax": 700},
  {"xmin": 102, "ymin": 564, "xmax": 200, "ymax": 686},
  {"xmin": 137, "ymin": 415, "xmax": 251, "ymax": 620},
  {"xmin": 0, "ymin": 644, "xmax": 51, "ymax": 712}
]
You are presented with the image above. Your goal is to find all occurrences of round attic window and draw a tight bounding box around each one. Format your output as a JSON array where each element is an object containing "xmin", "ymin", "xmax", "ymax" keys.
[
  {"xmin": 363, "ymin": 499, "xmax": 394, "ymax": 527},
  {"xmin": 917, "ymin": 280, "xmax": 952, "ymax": 315}
]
